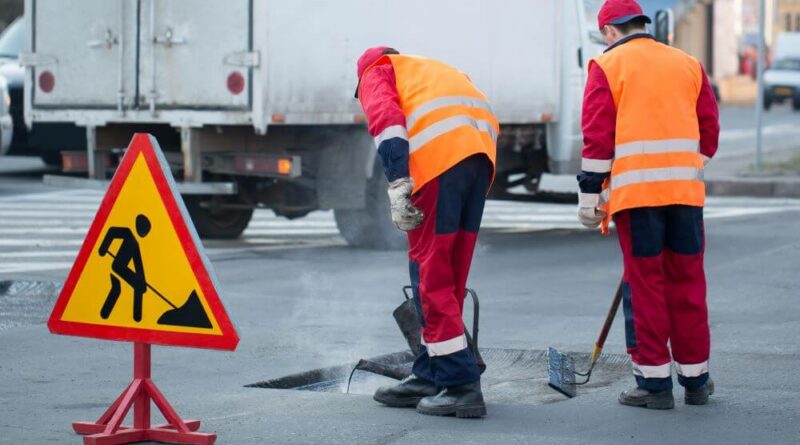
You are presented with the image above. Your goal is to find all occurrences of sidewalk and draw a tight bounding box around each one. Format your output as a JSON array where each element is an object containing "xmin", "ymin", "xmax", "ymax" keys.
[{"xmin": 705, "ymin": 145, "xmax": 800, "ymax": 198}]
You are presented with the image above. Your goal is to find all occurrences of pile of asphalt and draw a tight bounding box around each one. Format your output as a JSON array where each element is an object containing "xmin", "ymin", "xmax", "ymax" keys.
[{"xmin": 247, "ymin": 348, "xmax": 631, "ymax": 405}]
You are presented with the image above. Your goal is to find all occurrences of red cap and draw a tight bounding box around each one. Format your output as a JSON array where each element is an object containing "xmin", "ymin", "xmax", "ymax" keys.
[
  {"xmin": 355, "ymin": 46, "xmax": 398, "ymax": 98},
  {"xmin": 597, "ymin": 0, "xmax": 651, "ymax": 30}
]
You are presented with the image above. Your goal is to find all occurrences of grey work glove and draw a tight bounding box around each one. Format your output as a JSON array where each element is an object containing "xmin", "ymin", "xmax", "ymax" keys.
[
  {"xmin": 577, "ymin": 192, "xmax": 607, "ymax": 229},
  {"xmin": 387, "ymin": 177, "xmax": 424, "ymax": 232}
]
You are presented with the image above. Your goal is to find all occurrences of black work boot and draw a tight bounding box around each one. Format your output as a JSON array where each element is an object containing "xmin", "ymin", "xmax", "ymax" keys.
[
  {"xmin": 373, "ymin": 374, "xmax": 438, "ymax": 407},
  {"xmin": 685, "ymin": 378, "xmax": 715, "ymax": 405},
  {"xmin": 618, "ymin": 387, "xmax": 675, "ymax": 410},
  {"xmin": 416, "ymin": 381, "xmax": 487, "ymax": 418}
]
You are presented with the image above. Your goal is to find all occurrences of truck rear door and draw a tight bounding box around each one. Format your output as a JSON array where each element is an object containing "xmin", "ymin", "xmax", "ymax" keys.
[
  {"xmin": 30, "ymin": 0, "xmax": 137, "ymax": 108},
  {"xmin": 138, "ymin": 0, "xmax": 253, "ymax": 110}
]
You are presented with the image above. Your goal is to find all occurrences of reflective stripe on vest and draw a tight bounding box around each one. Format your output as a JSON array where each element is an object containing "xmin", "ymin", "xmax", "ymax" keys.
[
  {"xmin": 592, "ymin": 37, "xmax": 706, "ymax": 217},
  {"xmin": 410, "ymin": 115, "xmax": 497, "ymax": 153},
  {"xmin": 611, "ymin": 166, "xmax": 703, "ymax": 190},
  {"xmin": 615, "ymin": 138, "xmax": 699, "ymax": 159},
  {"xmin": 361, "ymin": 54, "xmax": 497, "ymax": 193},
  {"xmin": 406, "ymin": 96, "xmax": 494, "ymax": 131}
]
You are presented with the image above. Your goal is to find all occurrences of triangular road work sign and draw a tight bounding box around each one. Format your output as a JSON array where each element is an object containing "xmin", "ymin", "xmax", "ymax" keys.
[{"xmin": 48, "ymin": 134, "xmax": 239, "ymax": 350}]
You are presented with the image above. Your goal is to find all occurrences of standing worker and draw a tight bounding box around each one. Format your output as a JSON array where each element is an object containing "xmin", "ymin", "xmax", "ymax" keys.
[
  {"xmin": 355, "ymin": 47, "xmax": 497, "ymax": 418},
  {"xmin": 577, "ymin": 0, "xmax": 720, "ymax": 409}
]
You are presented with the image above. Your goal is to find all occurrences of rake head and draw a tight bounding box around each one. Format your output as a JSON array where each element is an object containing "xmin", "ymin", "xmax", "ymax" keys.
[{"xmin": 547, "ymin": 346, "xmax": 577, "ymax": 398}]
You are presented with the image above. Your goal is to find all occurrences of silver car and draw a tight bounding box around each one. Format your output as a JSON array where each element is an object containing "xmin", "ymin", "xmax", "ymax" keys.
[{"xmin": 0, "ymin": 75, "xmax": 12, "ymax": 155}]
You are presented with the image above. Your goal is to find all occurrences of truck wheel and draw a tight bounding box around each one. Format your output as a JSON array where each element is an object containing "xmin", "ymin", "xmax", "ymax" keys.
[
  {"xmin": 793, "ymin": 98, "xmax": 800, "ymax": 111},
  {"xmin": 764, "ymin": 95, "xmax": 773, "ymax": 111},
  {"xmin": 184, "ymin": 195, "xmax": 254, "ymax": 239},
  {"xmin": 334, "ymin": 162, "xmax": 406, "ymax": 250}
]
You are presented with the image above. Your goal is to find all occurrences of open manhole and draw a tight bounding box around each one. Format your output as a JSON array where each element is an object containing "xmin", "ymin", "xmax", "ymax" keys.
[
  {"xmin": 247, "ymin": 348, "xmax": 631, "ymax": 404},
  {"xmin": 0, "ymin": 280, "xmax": 61, "ymax": 331}
]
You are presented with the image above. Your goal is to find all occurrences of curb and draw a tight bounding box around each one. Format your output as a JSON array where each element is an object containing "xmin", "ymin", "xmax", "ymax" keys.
[{"xmin": 706, "ymin": 177, "xmax": 800, "ymax": 198}]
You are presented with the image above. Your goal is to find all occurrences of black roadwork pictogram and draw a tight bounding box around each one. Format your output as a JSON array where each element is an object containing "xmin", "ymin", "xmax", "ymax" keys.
[{"xmin": 97, "ymin": 214, "xmax": 212, "ymax": 329}]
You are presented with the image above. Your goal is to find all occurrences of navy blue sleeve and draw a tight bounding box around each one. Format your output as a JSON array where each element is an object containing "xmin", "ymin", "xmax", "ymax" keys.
[
  {"xmin": 377, "ymin": 137, "xmax": 410, "ymax": 182},
  {"xmin": 577, "ymin": 171, "xmax": 610, "ymax": 194}
]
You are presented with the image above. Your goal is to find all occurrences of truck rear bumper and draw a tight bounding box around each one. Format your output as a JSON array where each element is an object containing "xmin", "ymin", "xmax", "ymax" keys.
[{"xmin": 43, "ymin": 174, "xmax": 237, "ymax": 195}]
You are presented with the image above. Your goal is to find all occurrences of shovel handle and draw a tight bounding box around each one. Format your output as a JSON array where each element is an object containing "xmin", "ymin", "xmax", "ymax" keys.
[
  {"xmin": 591, "ymin": 279, "xmax": 624, "ymax": 365},
  {"xmin": 466, "ymin": 288, "xmax": 479, "ymax": 351}
]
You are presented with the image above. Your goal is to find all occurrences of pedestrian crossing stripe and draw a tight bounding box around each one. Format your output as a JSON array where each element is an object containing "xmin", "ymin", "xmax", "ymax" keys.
[{"xmin": 47, "ymin": 134, "xmax": 239, "ymax": 351}]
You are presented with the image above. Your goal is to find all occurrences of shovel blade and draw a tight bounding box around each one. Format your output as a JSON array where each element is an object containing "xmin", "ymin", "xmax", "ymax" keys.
[
  {"xmin": 393, "ymin": 299, "xmax": 423, "ymax": 356},
  {"xmin": 547, "ymin": 346, "xmax": 577, "ymax": 398}
]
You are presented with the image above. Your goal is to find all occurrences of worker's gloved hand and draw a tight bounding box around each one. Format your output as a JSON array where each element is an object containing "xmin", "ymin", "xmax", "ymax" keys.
[
  {"xmin": 577, "ymin": 193, "xmax": 606, "ymax": 229},
  {"xmin": 387, "ymin": 177, "xmax": 424, "ymax": 232}
]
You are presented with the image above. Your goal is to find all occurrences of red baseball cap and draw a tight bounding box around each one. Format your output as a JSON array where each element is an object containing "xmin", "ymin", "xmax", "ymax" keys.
[
  {"xmin": 597, "ymin": 0, "xmax": 651, "ymax": 30},
  {"xmin": 355, "ymin": 46, "xmax": 399, "ymax": 98}
]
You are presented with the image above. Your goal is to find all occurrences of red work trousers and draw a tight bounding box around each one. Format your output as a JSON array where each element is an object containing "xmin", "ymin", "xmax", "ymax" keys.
[
  {"xmin": 408, "ymin": 154, "xmax": 491, "ymax": 387},
  {"xmin": 615, "ymin": 205, "xmax": 710, "ymax": 391}
]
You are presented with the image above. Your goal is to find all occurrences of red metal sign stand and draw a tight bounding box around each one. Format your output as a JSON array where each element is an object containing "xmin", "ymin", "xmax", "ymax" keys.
[{"xmin": 72, "ymin": 343, "xmax": 216, "ymax": 445}]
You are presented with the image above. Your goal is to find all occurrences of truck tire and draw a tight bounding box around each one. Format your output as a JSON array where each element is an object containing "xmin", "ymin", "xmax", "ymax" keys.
[
  {"xmin": 334, "ymin": 163, "xmax": 406, "ymax": 250},
  {"xmin": 793, "ymin": 98, "xmax": 800, "ymax": 111},
  {"xmin": 183, "ymin": 195, "xmax": 254, "ymax": 239},
  {"xmin": 764, "ymin": 95, "xmax": 773, "ymax": 111}
]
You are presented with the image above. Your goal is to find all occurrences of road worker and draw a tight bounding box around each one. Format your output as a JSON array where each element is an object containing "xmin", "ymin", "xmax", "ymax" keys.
[
  {"xmin": 577, "ymin": 0, "xmax": 720, "ymax": 409},
  {"xmin": 355, "ymin": 47, "xmax": 497, "ymax": 418}
]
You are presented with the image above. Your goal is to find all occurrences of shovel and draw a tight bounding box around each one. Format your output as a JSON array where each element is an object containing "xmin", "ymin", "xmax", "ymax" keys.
[
  {"xmin": 346, "ymin": 286, "xmax": 485, "ymax": 393},
  {"xmin": 547, "ymin": 279, "xmax": 624, "ymax": 398},
  {"xmin": 397, "ymin": 286, "xmax": 486, "ymax": 374}
]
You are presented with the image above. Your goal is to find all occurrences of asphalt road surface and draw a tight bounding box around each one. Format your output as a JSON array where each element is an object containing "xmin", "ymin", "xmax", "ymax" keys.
[{"xmin": 0, "ymin": 105, "xmax": 798, "ymax": 444}]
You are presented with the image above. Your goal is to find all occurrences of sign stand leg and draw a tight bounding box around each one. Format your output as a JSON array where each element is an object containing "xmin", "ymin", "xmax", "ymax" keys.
[{"xmin": 71, "ymin": 343, "xmax": 216, "ymax": 445}]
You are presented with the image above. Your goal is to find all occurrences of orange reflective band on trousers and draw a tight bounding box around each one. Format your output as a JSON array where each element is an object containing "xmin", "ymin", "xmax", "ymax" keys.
[
  {"xmin": 360, "ymin": 54, "xmax": 498, "ymax": 193},
  {"xmin": 591, "ymin": 37, "xmax": 707, "ymax": 230}
]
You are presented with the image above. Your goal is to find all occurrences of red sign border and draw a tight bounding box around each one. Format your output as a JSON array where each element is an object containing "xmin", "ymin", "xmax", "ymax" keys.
[{"xmin": 47, "ymin": 133, "xmax": 239, "ymax": 351}]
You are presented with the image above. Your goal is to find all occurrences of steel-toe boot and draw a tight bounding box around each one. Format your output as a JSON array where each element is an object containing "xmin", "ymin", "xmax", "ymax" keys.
[
  {"xmin": 685, "ymin": 378, "xmax": 715, "ymax": 405},
  {"xmin": 618, "ymin": 387, "xmax": 675, "ymax": 409},
  {"xmin": 373, "ymin": 374, "xmax": 437, "ymax": 407},
  {"xmin": 416, "ymin": 381, "xmax": 486, "ymax": 418}
]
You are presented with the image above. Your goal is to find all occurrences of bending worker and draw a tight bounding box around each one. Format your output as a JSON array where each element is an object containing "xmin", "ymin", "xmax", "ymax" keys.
[
  {"xmin": 355, "ymin": 47, "xmax": 497, "ymax": 418},
  {"xmin": 577, "ymin": 0, "xmax": 720, "ymax": 409}
]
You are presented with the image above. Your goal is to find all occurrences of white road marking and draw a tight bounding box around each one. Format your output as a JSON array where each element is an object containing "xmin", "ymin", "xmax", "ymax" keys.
[{"xmin": 0, "ymin": 190, "xmax": 797, "ymax": 275}]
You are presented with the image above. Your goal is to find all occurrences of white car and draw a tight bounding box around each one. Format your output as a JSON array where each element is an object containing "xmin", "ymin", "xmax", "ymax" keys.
[
  {"xmin": 0, "ymin": 76, "xmax": 12, "ymax": 155},
  {"xmin": 764, "ymin": 58, "xmax": 800, "ymax": 111}
]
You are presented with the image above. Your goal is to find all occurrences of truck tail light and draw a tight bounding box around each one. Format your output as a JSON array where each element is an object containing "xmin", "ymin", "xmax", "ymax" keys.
[
  {"xmin": 39, "ymin": 71, "xmax": 55, "ymax": 93},
  {"xmin": 227, "ymin": 71, "xmax": 245, "ymax": 95},
  {"xmin": 277, "ymin": 159, "xmax": 293, "ymax": 175},
  {"xmin": 62, "ymin": 151, "xmax": 88, "ymax": 172},
  {"xmin": 233, "ymin": 155, "xmax": 297, "ymax": 177}
]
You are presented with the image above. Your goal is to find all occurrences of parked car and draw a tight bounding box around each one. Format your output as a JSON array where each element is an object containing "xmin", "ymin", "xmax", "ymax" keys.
[
  {"xmin": 0, "ymin": 75, "xmax": 11, "ymax": 154},
  {"xmin": 764, "ymin": 58, "xmax": 800, "ymax": 111},
  {"xmin": 0, "ymin": 17, "xmax": 85, "ymax": 164}
]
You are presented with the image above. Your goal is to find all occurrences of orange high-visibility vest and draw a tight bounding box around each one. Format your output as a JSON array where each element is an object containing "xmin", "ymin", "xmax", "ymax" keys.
[
  {"xmin": 593, "ymin": 38, "xmax": 705, "ymax": 231},
  {"xmin": 361, "ymin": 54, "xmax": 497, "ymax": 193}
]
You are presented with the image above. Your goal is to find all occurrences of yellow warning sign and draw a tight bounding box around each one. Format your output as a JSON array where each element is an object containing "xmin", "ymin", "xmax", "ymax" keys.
[{"xmin": 48, "ymin": 134, "xmax": 238, "ymax": 350}]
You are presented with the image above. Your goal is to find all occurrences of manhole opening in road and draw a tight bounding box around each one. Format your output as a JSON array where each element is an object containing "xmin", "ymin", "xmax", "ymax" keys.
[
  {"xmin": 246, "ymin": 348, "xmax": 631, "ymax": 405},
  {"xmin": 0, "ymin": 280, "xmax": 61, "ymax": 331}
]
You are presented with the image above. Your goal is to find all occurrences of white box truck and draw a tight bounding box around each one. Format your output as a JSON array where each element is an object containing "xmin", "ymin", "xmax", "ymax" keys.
[{"xmin": 23, "ymin": 0, "xmax": 604, "ymax": 248}]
